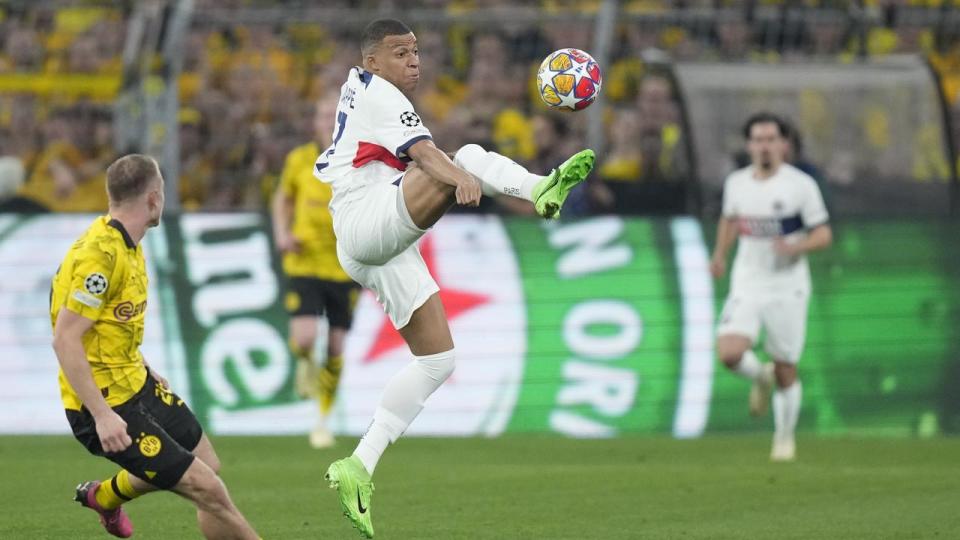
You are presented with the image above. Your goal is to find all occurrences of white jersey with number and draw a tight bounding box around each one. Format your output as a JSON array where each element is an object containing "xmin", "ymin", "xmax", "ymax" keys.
[
  {"xmin": 313, "ymin": 67, "xmax": 433, "ymax": 213},
  {"xmin": 722, "ymin": 163, "xmax": 828, "ymax": 293}
]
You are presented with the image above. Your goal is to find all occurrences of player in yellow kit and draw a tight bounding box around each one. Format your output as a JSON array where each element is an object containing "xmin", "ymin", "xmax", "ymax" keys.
[
  {"xmin": 273, "ymin": 95, "xmax": 361, "ymax": 448},
  {"xmin": 51, "ymin": 154, "xmax": 259, "ymax": 539}
]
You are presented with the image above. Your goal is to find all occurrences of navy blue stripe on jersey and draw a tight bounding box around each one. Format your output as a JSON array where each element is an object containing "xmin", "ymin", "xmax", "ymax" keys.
[
  {"xmin": 780, "ymin": 215, "xmax": 804, "ymax": 235},
  {"xmin": 358, "ymin": 70, "xmax": 373, "ymax": 87},
  {"xmin": 396, "ymin": 135, "xmax": 432, "ymax": 161}
]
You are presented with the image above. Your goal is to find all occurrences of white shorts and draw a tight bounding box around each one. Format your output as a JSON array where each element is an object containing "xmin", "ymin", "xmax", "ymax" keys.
[
  {"xmin": 716, "ymin": 288, "xmax": 810, "ymax": 363},
  {"xmin": 333, "ymin": 178, "xmax": 438, "ymax": 329}
]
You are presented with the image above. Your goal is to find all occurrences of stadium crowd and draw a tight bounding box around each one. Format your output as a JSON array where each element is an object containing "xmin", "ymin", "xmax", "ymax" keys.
[{"xmin": 0, "ymin": 0, "xmax": 958, "ymax": 215}]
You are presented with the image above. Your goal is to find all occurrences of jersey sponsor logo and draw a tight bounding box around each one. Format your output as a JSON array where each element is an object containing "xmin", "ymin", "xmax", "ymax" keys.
[
  {"xmin": 137, "ymin": 434, "xmax": 162, "ymax": 457},
  {"xmin": 737, "ymin": 217, "xmax": 782, "ymax": 237},
  {"xmin": 399, "ymin": 111, "xmax": 421, "ymax": 127},
  {"xmin": 72, "ymin": 289, "xmax": 103, "ymax": 308},
  {"xmin": 114, "ymin": 300, "xmax": 147, "ymax": 321},
  {"xmin": 84, "ymin": 273, "xmax": 108, "ymax": 295},
  {"xmin": 737, "ymin": 214, "xmax": 804, "ymax": 237}
]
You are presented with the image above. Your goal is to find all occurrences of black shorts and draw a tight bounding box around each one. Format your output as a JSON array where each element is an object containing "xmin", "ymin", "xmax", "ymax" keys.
[
  {"xmin": 66, "ymin": 376, "xmax": 203, "ymax": 490},
  {"xmin": 285, "ymin": 277, "xmax": 360, "ymax": 329}
]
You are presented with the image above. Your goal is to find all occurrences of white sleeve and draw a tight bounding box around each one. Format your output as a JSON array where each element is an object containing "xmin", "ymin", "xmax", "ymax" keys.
[
  {"xmin": 721, "ymin": 175, "xmax": 737, "ymax": 217},
  {"xmin": 366, "ymin": 79, "xmax": 433, "ymax": 160},
  {"xmin": 801, "ymin": 176, "xmax": 829, "ymax": 227}
]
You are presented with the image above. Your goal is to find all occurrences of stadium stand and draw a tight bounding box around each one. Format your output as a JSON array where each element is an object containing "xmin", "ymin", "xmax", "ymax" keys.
[{"xmin": 0, "ymin": 1, "xmax": 958, "ymax": 216}]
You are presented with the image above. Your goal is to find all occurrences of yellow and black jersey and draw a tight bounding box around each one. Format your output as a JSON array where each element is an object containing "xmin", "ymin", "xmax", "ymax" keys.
[
  {"xmin": 50, "ymin": 216, "xmax": 149, "ymax": 411},
  {"xmin": 278, "ymin": 142, "xmax": 352, "ymax": 282}
]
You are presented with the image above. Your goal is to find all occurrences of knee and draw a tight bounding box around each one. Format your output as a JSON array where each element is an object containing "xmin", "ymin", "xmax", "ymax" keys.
[
  {"xmin": 416, "ymin": 348, "xmax": 455, "ymax": 383},
  {"xmin": 291, "ymin": 333, "xmax": 317, "ymax": 355},
  {"xmin": 205, "ymin": 455, "xmax": 222, "ymax": 476},
  {"xmin": 179, "ymin": 465, "xmax": 230, "ymax": 511},
  {"xmin": 453, "ymin": 143, "xmax": 485, "ymax": 167},
  {"xmin": 717, "ymin": 348, "xmax": 745, "ymax": 369},
  {"xmin": 773, "ymin": 362, "xmax": 797, "ymax": 388}
]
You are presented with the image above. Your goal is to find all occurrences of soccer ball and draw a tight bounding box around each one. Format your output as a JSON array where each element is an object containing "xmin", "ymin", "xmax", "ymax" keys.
[{"xmin": 536, "ymin": 48, "xmax": 602, "ymax": 111}]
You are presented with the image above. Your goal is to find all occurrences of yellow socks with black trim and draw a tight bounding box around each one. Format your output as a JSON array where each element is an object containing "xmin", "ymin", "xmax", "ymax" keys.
[
  {"xmin": 95, "ymin": 470, "xmax": 141, "ymax": 510},
  {"xmin": 318, "ymin": 354, "xmax": 344, "ymax": 414},
  {"xmin": 291, "ymin": 341, "xmax": 317, "ymax": 398}
]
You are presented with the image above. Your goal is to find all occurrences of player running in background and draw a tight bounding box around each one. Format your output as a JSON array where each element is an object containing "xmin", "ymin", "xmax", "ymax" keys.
[
  {"xmin": 273, "ymin": 94, "xmax": 361, "ymax": 449},
  {"xmin": 51, "ymin": 154, "xmax": 259, "ymax": 539},
  {"xmin": 319, "ymin": 19, "xmax": 595, "ymax": 538},
  {"xmin": 710, "ymin": 113, "xmax": 832, "ymax": 462}
]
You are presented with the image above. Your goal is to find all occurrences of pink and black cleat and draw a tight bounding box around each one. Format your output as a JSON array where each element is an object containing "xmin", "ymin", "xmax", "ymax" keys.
[{"xmin": 74, "ymin": 481, "xmax": 134, "ymax": 538}]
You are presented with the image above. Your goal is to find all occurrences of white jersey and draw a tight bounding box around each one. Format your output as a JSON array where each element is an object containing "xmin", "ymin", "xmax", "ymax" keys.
[
  {"xmin": 722, "ymin": 163, "xmax": 828, "ymax": 293},
  {"xmin": 314, "ymin": 67, "xmax": 433, "ymax": 212}
]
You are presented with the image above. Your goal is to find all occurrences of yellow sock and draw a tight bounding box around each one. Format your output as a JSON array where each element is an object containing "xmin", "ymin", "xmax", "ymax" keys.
[
  {"xmin": 317, "ymin": 354, "xmax": 344, "ymax": 414},
  {"xmin": 290, "ymin": 341, "xmax": 315, "ymax": 366},
  {"xmin": 291, "ymin": 340, "xmax": 319, "ymax": 398},
  {"xmin": 95, "ymin": 470, "xmax": 141, "ymax": 510}
]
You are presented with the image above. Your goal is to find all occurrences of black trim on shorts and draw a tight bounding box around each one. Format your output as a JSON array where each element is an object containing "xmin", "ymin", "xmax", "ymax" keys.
[{"xmin": 66, "ymin": 377, "xmax": 203, "ymax": 490}]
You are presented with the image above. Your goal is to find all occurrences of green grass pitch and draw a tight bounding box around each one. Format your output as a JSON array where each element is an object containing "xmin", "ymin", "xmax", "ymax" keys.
[{"xmin": 3, "ymin": 435, "xmax": 958, "ymax": 539}]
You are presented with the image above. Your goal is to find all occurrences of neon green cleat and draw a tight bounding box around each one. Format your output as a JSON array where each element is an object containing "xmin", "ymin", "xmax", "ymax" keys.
[
  {"xmin": 325, "ymin": 456, "xmax": 375, "ymax": 538},
  {"xmin": 531, "ymin": 149, "xmax": 596, "ymax": 219}
]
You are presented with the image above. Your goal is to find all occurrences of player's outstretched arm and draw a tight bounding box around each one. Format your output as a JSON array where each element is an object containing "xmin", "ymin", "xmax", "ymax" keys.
[
  {"xmin": 407, "ymin": 139, "xmax": 481, "ymax": 207},
  {"xmin": 53, "ymin": 308, "xmax": 132, "ymax": 453}
]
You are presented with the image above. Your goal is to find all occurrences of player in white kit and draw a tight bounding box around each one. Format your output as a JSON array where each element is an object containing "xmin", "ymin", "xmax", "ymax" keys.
[
  {"xmin": 710, "ymin": 113, "xmax": 832, "ymax": 462},
  {"xmin": 318, "ymin": 19, "xmax": 595, "ymax": 537}
]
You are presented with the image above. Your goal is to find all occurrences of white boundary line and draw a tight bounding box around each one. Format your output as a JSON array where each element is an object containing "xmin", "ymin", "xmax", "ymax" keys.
[{"xmin": 670, "ymin": 217, "xmax": 715, "ymax": 438}]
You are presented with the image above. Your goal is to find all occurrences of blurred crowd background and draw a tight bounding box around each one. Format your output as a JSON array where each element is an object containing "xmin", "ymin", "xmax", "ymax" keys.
[{"xmin": 0, "ymin": 0, "xmax": 958, "ymax": 216}]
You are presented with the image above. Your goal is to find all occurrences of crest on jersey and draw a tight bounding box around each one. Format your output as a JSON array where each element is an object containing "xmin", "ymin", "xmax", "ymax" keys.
[
  {"xmin": 84, "ymin": 273, "xmax": 108, "ymax": 295},
  {"xmin": 400, "ymin": 111, "xmax": 421, "ymax": 127}
]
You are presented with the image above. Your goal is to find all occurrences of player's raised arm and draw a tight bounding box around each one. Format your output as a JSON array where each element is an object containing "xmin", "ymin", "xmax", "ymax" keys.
[
  {"xmin": 406, "ymin": 138, "xmax": 481, "ymax": 207},
  {"xmin": 52, "ymin": 308, "xmax": 132, "ymax": 453}
]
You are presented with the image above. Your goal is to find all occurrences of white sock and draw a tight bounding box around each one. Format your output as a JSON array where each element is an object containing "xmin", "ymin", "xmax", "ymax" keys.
[
  {"xmin": 733, "ymin": 349, "xmax": 763, "ymax": 381},
  {"xmin": 352, "ymin": 349, "xmax": 456, "ymax": 475},
  {"xmin": 773, "ymin": 381, "xmax": 802, "ymax": 438},
  {"xmin": 453, "ymin": 143, "xmax": 543, "ymax": 201}
]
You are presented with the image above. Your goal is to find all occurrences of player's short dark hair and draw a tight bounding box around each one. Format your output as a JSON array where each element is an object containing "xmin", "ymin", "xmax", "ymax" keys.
[
  {"xmin": 360, "ymin": 18, "xmax": 412, "ymax": 55},
  {"xmin": 742, "ymin": 112, "xmax": 790, "ymax": 139},
  {"xmin": 106, "ymin": 154, "xmax": 161, "ymax": 204}
]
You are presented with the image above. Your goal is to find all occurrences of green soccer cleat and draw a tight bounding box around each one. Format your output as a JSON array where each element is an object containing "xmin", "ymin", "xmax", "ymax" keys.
[
  {"xmin": 532, "ymin": 149, "xmax": 596, "ymax": 219},
  {"xmin": 325, "ymin": 455, "xmax": 375, "ymax": 538}
]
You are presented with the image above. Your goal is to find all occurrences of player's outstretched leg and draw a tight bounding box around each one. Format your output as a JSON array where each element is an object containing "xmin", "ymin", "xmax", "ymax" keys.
[
  {"xmin": 531, "ymin": 149, "xmax": 596, "ymax": 219},
  {"xmin": 75, "ymin": 481, "xmax": 134, "ymax": 538},
  {"xmin": 326, "ymin": 455, "xmax": 375, "ymax": 538},
  {"xmin": 452, "ymin": 144, "xmax": 595, "ymax": 219}
]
